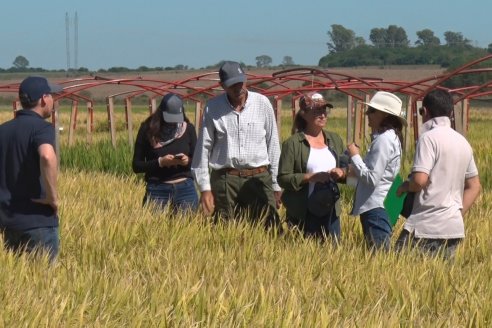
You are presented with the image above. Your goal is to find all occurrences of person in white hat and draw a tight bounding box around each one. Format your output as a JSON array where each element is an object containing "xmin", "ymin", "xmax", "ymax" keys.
[{"xmin": 346, "ymin": 91, "xmax": 406, "ymax": 250}]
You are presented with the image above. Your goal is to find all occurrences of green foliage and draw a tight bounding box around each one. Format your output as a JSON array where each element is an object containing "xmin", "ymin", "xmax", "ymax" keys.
[
  {"xmin": 255, "ymin": 55, "xmax": 273, "ymax": 68},
  {"xmin": 60, "ymin": 140, "xmax": 134, "ymax": 176},
  {"xmin": 415, "ymin": 29, "xmax": 441, "ymax": 47},
  {"xmin": 385, "ymin": 25, "xmax": 410, "ymax": 48},
  {"xmin": 444, "ymin": 31, "xmax": 472, "ymax": 47},
  {"xmin": 441, "ymin": 49, "xmax": 492, "ymax": 88},
  {"xmin": 321, "ymin": 25, "xmax": 488, "ymax": 69},
  {"xmin": 12, "ymin": 55, "xmax": 29, "ymax": 69},
  {"xmin": 282, "ymin": 56, "xmax": 295, "ymax": 66},
  {"xmin": 319, "ymin": 44, "xmax": 488, "ymax": 68},
  {"xmin": 327, "ymin": 24, "xmax": 358, "ymax": 53}
]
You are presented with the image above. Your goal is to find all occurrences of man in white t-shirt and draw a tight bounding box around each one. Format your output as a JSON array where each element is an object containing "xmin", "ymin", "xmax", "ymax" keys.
[{"xmin": 396, "ymin": 89, "xmax": 481, "ymax": 258}]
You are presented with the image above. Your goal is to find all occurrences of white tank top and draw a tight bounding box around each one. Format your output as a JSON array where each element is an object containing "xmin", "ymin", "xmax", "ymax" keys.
[{"xmin": 306, "ymin": 147, "xmax": 336, "ymax": 195}]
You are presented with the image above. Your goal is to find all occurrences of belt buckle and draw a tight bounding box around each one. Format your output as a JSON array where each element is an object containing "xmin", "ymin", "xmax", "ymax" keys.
[{"xmin": 238, "ymin": 170, "xmax": 245, "ymax": 177}]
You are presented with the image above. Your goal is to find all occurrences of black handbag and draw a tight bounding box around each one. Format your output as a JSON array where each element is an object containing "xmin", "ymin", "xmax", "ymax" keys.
[{"xmin": 307, "ymin": 180, "xmax": 340, "ymax": 217}]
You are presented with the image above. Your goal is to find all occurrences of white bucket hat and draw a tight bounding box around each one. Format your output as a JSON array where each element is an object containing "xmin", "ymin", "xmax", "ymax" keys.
[{"xmin": 364, "ymin": 91, "xmax": 407, "ymax": 126}]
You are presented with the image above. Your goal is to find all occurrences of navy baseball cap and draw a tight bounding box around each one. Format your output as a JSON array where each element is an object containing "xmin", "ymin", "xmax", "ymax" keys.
[
  {"xmin": 219, "ymin": 61, "xmax": 246, "ymax": 88},
  {"xmin": 19, "ymin": 76, "xmax": 63, "ymax": 103},
  {"xmin": 159, "ymin": 93, "xmax": 184, "ymax": 123}
]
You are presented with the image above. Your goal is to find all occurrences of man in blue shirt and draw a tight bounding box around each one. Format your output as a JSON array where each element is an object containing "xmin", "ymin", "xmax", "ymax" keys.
[{"xmin": 0, "ymin": 76, "xmax": 62, "ymax": 262}]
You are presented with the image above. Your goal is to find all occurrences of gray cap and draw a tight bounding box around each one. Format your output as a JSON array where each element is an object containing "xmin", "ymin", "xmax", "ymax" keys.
[
  {"xmin": 159, "ymin": 93, "xmax": 184, "ymax": 123},
  {"xmin": 219, "ymin": 61, "xmax": 246, "ymax": 88}
]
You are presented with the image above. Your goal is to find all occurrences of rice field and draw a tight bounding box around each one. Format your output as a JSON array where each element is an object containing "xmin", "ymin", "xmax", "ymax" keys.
[{"xmin": 0, "ymin": 103, "xmax": 490, "ymax": 327}]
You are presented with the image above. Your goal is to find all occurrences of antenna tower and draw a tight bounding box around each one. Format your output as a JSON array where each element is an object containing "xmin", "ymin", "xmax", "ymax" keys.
[
  {"xmin": 74, "ymin": 11, "xmax": 78, "ymax": 70},
  {"xmin": 65, "ymin": 12, "xmax": 71, "ymax": 74}
]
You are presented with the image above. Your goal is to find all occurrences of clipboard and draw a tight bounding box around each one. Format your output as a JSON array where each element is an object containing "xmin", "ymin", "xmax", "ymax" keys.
[{"xmin": 384, "ymin": 173, "xmax": 406, "ymax": 226}]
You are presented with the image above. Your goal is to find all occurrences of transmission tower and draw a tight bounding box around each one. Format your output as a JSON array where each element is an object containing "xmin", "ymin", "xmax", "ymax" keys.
[
  {"xmin": 74, "ymin": 11, "xmax": 78, "ymax": 71},
  {"xmin": 65, "ymin": 12, "xmax": 71, "ymax": 74}
]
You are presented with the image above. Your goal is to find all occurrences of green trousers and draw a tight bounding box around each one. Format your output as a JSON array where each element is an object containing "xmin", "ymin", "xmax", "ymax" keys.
[{"xmin": 210, "ymin": 169, "xmax": 279, "ymax": 227}]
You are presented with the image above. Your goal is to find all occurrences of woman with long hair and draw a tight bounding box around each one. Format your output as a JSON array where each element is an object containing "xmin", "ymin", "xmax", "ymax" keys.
[
  {"xmin": 278, "ymin": 92, "xmax": 346, "ymax": 241},
  {"xmin": 132, "ymin": 93, "xmax": 198, "ymax": 211},
  {"xmin": 347, "ymin": 91, "xmax": 406, "ymax": 250}
]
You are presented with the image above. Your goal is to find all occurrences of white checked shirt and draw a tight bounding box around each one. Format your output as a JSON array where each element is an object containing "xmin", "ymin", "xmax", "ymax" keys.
[{"xmin": 191, "ymin": 91, "xmax": 281, "ymax": 192}]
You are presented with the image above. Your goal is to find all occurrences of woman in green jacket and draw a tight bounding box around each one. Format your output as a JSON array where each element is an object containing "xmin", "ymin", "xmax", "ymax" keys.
[{"xmin": 278, "ymin": 92, "xmax": 347, "ymax": 240}]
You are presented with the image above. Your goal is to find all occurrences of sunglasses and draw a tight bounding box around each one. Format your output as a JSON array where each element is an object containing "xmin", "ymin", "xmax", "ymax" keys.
[
  {"xmin": 365, "ymin": 107, "xmax": 377, "ymax": 115},
  {"xmin": 308, "ymin": 107, "xmax": 330, "ymax": 116}
]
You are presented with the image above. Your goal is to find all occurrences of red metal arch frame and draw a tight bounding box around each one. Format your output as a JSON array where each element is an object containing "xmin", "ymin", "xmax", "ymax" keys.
[{"xmin": 1, "ymin": 55, "xmax": 492, "ymax": 145}]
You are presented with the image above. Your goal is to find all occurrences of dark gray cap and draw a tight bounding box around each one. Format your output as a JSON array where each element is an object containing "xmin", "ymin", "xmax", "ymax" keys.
[
  {"xmin": 159, "ymin": 93, "xmax": 184, "ymax": 123},
  {"xmin": 219, "ymin": 61, "xmax": 246, "ymax": 88}
]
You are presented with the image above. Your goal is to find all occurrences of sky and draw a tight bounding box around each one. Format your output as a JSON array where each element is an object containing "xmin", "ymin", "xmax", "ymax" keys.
[{"xmin": 1, "ymin": 0, "xmax": 491, "ymax": 71}]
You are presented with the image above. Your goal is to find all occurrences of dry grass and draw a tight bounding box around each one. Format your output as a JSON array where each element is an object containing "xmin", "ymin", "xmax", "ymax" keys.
[
  {"xmin": 0, "ymin": 99, "xmax": 490, "ymax": 327},
  {"xmin": 0, "ymin": 169, "xmax": 489, "ymax": 326}
]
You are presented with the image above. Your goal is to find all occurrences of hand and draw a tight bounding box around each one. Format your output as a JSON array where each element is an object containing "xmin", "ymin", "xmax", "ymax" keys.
[
  {"xmin": 174, "ymin": 153, "xmax": 189, "ymax": 166},
  {"xmin": 396, "ymin": 181, "xmax": 409, "ymax": 197},
  {"xmin": 330, "ymin": 168, "xmax": 345, "ymax": 181},
  {"xmin": 274, "ymin": 190, "xmax": 282, "ymax": 209},
  {"xmin": 347, "ymin": 143, "xmax": 360, "ymax": 157},
  {"xmin": 308, "ymin": 171, "xmax": 331, "ymax": 183},
  {"xmin": 158, "ymin": 154, "xmax": 175, "ymax": 167},
  {"xmin": 200, "ymin": 190, "xmax": 215, "ymax": 215},
  {"xmin": 32, "ymin": 197, "xmax": 58, "ymax": 213}
]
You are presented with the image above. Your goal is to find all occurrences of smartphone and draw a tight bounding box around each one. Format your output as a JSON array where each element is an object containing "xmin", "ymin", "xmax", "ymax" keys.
[{"xmin": 174, "ymin": 153, "xmax": 184, "ymax": 159}]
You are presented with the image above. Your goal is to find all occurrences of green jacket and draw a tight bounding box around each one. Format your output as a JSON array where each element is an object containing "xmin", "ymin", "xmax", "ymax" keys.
[{"xmin": 278, "ymin": 130, "xmax": 346, "ymax": 222}]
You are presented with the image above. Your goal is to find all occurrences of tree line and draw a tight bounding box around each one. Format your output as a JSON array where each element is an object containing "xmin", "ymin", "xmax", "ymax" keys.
[
  {"xmin": 2, "ymin": 56, "xmax": 297, "ymax": 74},
  {"xmin": 4, "ymin": 25, "xmax": 491, "ymax": 75},
  {"xmin": 320, "ymin": 24, "xmax": 492, "ymax": 69}
]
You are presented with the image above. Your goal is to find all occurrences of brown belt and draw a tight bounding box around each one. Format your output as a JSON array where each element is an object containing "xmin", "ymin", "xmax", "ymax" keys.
[{"xmin": 223, "ymin": 166, "xmax": 268, "ymax": 177}]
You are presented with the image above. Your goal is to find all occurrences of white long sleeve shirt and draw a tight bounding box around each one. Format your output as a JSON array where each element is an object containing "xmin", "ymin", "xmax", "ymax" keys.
[{"xmin": 350, "ymin": 129, "xmax": 401, "ymax": 215}]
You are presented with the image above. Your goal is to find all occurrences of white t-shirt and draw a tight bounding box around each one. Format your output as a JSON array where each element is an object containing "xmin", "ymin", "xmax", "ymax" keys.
[
  {"xmin": 306, "ymin": 147, "xmax": 336, "ymax": 195},
  {"xmin": 404, "ymin": 117, "xmax": 479, "ymax": 239}
]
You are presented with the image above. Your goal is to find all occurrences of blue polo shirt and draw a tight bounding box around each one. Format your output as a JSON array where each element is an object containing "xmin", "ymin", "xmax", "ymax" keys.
[{"xmin": 0, "ymin": 109, "xmax": 58, "ymax": 230}]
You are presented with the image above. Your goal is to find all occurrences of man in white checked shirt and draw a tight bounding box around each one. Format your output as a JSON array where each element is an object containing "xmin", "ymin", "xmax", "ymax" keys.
[{"xmin": 191, "ymin": 61, "xmax": 281, "ymax": 227}]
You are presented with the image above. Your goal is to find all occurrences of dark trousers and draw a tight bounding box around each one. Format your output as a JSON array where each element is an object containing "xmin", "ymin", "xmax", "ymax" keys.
[
  {"xmin": 395, "ymin": 229, "xmax": 462, "ymax": 260},
  {"xmin": 210, "ymin": 169, "xmax": 279, "ymax": 227},
  {"xmin": 288, "ymin": 209, "xmax": 340, "ymax": 243},
  {"xmin": 2, "ymin": 226, "xmax": 59, "ymax": 263}
]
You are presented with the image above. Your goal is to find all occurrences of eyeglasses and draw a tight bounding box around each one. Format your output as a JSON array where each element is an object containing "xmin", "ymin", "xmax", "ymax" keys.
[
  {"xmin": 365, "ymin": 107, "xmax": 377, "ymax": 115},
  {"xmin": 419, "ymin": 107, "xmax": 425, "ymax": 116},
  {"xmin": 309, "ymin": 107, "xmax": 330, "ymax": 117}
]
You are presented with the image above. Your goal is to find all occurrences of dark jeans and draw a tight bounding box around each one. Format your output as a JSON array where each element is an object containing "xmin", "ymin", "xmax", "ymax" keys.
[
  {"xmin": 288, "ymin": 209, "xmax": 340, "ymax": 243},
  {"xmin": 2, "ymin": 226, "xmax": 59, "ymax": 263},
  {"xmin": 210, "ymin": 169, "xmax": 279, "ymax": 228},
  {"xmin": 395, "ymin": 229, "xmax": 462, "ymax": 260},
  {"xmin": 146, "ymin": 178, "xmax": 199, "ymax": 212},
  {"xmin": 360, "ymin": 207, "xmax": 392, "ymax": 251}
]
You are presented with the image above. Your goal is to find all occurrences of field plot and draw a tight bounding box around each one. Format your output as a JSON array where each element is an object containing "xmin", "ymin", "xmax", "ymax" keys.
[{"xmin": 0, "ymin": 104, "xmax": 490, "ymax": 326}]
